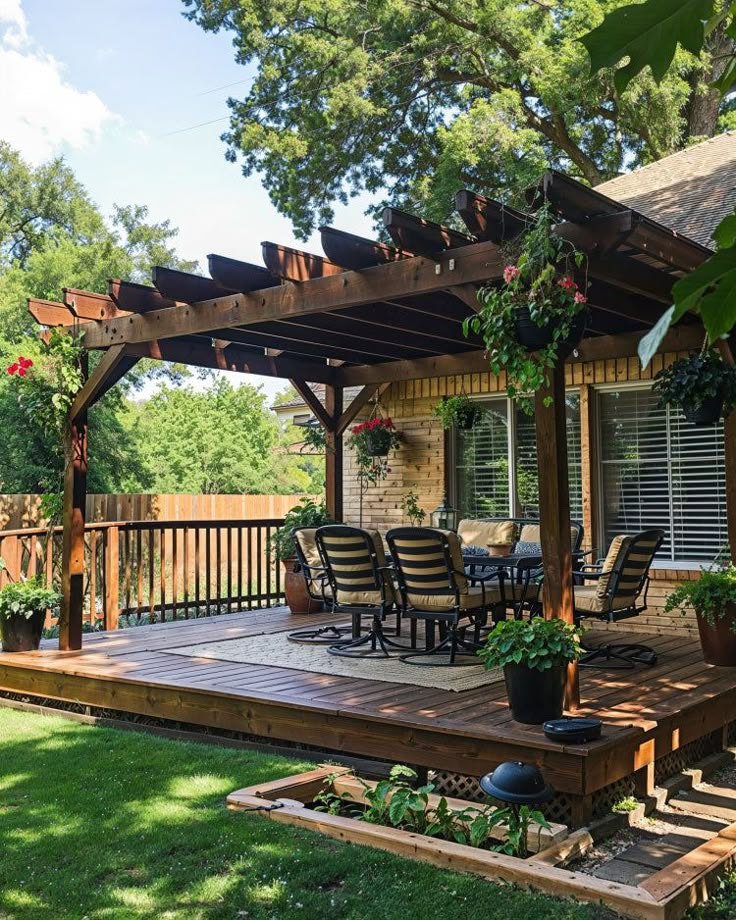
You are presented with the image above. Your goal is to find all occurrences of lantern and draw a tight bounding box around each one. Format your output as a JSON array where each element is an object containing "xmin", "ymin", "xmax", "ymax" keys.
[{"xmin": 430, "ymin": 493, "xmax": 458, "ymax": 531}]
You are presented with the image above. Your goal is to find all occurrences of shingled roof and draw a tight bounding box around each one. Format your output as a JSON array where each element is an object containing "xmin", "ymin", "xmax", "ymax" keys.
[{"xmin": 596, "ymin": 132, "xmax": 736, "ymax": 249}]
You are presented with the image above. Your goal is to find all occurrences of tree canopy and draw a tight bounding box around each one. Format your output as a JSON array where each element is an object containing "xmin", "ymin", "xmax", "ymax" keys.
[{"xmin": 184, "ymin": 0, "xmax": 732, "ymax": 237}]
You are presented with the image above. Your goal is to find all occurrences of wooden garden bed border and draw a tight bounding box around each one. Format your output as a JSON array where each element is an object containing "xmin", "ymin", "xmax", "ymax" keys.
[{"xmin": 227, "ymin": 765, "xmax": 736, "ymax": 920}]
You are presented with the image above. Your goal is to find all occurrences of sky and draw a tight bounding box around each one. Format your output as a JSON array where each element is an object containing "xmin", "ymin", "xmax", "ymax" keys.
[{"xmin": 0, "ymin": 0, "xmax": 378, "ymax": 402}]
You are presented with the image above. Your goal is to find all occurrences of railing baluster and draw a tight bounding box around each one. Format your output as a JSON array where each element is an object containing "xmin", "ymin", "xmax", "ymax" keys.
[
  {"xmin": 205, "ymin": 526, "xmax": 212, "ymax": 615},
  {"xmin": 172, "ymin": 526, "xmax": 179, "ymax": 620},
  {"xmin": 183, "ymin": 526, "xmax": 190, "ymax": 619},
  {"xmin": 159, "ymin": 527, "xmax": 167, "ymax": 622},
  {"xmin": 148, "ymin": 528, "xmax": 155, "ymax": 622}
]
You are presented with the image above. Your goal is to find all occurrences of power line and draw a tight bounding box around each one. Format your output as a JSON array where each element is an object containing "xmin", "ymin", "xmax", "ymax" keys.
[
  {"xmin": 159, "ymin": 115, "xmax": 231, "ymax": 138},
  {"xmin": 196, "ymin": 78, "xmax": 250, "ymax": 97}
]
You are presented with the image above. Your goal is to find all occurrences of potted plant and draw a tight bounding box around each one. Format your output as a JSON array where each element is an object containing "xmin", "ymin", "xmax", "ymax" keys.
[
  {"xmin": 477, "ymin": 617, "xmax": 582, "ymax": 724},
  {"xmin": 654, "ymin": 350, "xmax": 736, "ymax": 425},
  {"xmin": 0, "ymin": 575, "xmax": 60, "ymax": 652},
  {"xmin": 665, "ymin": 564, "xmax": 736, "ymax": 666},
  {"xmin": 463, "ymin": 206, "xmax": 588, "ymax": 412},
  {"xmin": 268, "ymin": 497, "xmax": 332, "ymax": 614},
  {"xmin": 433, "ymin": 394, "xmax": 484, "ymax": 430}
]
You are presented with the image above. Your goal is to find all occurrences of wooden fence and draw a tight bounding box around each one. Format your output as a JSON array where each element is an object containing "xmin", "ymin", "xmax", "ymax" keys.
[
  {"xmin": 0, "ymin": 518, "xmax": 285, "ymax": 630},
  {"xmin": 0, "ymin": 493, "xmax": 316, "ymax": 530}
]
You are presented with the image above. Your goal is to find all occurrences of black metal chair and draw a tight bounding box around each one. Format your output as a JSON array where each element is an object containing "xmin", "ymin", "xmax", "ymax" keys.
[
  {"xmin": 573, "ymin": 529, "xmax": 665, "ymax": 669},
  {"xmin": 316, "ymin": 525, "xmax": 405, "ymax": 658},
  {"xmin": 286, "ymin": 527, "xmax": 350, "ymax": 645},
  {"xmin": 386, "ymin": 527, "xmax": 504, "ymax": 665}
]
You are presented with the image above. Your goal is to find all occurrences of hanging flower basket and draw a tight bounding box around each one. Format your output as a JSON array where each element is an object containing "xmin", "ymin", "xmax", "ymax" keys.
[
  {"xmin": 433, "ymin": 394, "xmax": 484, "ymax": 430},
  {"xmin": 463, "ymin": 206, "xmax": 588, "ymax": 412},
  {"xmin": 350, "ymin": 417, "xmax": 401, "ymax": 458},
  {"xmin": 654, "ymin": 350, "xmax": 736, "ymax": 427}
]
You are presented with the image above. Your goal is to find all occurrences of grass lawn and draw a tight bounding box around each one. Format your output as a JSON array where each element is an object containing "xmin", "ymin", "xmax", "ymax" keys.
[{"xmin": 0, "ymin": 707, "xmax": 615, "ymax": 920}]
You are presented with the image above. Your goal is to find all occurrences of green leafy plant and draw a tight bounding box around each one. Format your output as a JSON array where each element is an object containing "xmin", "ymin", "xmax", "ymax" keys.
[
  {"xmin": 478, "ymin": 616, "xmax": 582, "ymax": 672},
  {"xmin": 316, "ymin": 764, "xmax": 550, "ymax": 858},
  {"xmin": 665, "ymin": 564, "xmax": 736, "ymax": 630},
  {"xmin": 463, "ymin": 206, "xmax": 587, "ymax": 414},
  {"xmin": 267, "ymin": 497, "xmax": 332, "ymax": 562},
  {"xmin": 6, "ymin": 330, "xmax": 85, "ymax": 523},
  {"xmin": 348, "ymin": 416, "xmax": 401, "ymax": 488},
  {"xmin": 653, "ymin": 350, "xmax": 736, "ymax": 416},
  {"xmin": 0, "ymin": 577, "xmax": 60, "ymax": 621},
  {"xmin": 401, "ymin": 489, "xmax": 426, "ymax": 527},
  {"xmin": 612, "ymin": 796, "xmax": 640, "ymax": 814},
  {"xmin": 300, "ymin": 423, "xmax": 327, "ymax": 453},
  {"xmin": 433, "ymin": 395, "xmax": 484, "ymax": 431}
]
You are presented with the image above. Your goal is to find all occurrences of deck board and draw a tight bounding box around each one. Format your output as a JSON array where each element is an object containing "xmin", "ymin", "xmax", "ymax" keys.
[{"xmin": 1, "ymin": 608, "xmax": 735, "ymax": 804}]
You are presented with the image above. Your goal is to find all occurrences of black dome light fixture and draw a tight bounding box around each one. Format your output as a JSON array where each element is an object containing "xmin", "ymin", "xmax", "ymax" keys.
[{"xmin": 480, "ymin": 761, "xmax": 554, "ymax": 858}]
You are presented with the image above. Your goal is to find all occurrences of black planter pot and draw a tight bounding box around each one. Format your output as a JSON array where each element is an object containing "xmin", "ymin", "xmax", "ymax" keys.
[
  {"xmin": 683, "ymin": 393, "xmax": 724, "ymax": 426},
  {"xmin": 514, "ymin": 307, "xmax": 588, "ymax": 356},
  {"xmin": 503, "ymin": 662, "xmax": 567, "ymax": 724},
  {"xmin": 1, "ymin": 610, "xmax": 45, "ymax": 652}
]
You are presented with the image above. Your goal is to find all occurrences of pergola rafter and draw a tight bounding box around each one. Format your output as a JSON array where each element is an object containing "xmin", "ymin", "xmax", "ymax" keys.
[{"xmin": 30, "ymin": 170, "xmax": 730, "ymax": 718}]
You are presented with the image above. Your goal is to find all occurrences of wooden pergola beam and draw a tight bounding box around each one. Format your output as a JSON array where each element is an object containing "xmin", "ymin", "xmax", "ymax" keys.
[
  {"xmin": 320, "ymin": 227, "xmax": 410, "ymax": 269},
  {"xmin": 383, "ymin": 207, "xmax": 474, "ymax": 254},
  {"xmin": 69, "ymin": 345, "xmax": 132, "ymax": 422},
  {"xmin": 27, "ymin": 298, "xmax": 75, "ymax": 327},
  {"xmin": 64, "ymin": 288, "xmax": 129, "ymax": 321},
  {"xmin": 80, "ymin": 240, "xmax": 506, "ymax": 350},
  {"xmin": 109, "ymin": 279, "xmax": 178, "ymax": 313},
  {"xmin": 207, "ymin": 254, "xmax": 280, "ymax": 292},
  {"xmin": 262, "ymin": 242, "xmax": 342, "ymax": 281},
  {"xmin": 125, "ymin": 337, "xmax": 336, "ymax": 384},
  {"xmin": 289, "ymin": 380, "xmax": 333, "ymax": 430}
]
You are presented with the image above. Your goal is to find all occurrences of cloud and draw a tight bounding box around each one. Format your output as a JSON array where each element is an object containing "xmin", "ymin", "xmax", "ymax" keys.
[{"xmin": 0, "ymin": 0, "xmax": 116, "ymax": 163}]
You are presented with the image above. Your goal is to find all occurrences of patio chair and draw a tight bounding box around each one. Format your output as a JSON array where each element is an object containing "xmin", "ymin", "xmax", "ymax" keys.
[
  {"xmin": 386, "ymin": 527, "xmax": 504, "ymax": 665},
  {"xmin": 286, "ymin": 527, "xmax": 352, "ymax": 645},
  {"xmin": 573, "ymin": 529, "xmax": 665, "ymax": 669},
  {"xmin": 316, "ymin": 525, "xmax": 405, "ymax": 658}
]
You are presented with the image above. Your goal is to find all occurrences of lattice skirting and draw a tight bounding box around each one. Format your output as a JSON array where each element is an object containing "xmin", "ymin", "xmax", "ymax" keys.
[
  {"xmin": 429, "ymin": 769, "xmax": 574, "ymax": 826},
  {"xmin": 654, "ymin": 730, "xmax": 723, "ymax": 785},
  {"xmin": 592, "ymin": 776, "xmax": 635, "ymax": 818}
]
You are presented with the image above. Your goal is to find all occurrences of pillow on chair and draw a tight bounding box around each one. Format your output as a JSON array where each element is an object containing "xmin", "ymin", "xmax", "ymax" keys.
[{"xmin": 458, "ymin": 519, "xmax": 517, "ymax": 549}]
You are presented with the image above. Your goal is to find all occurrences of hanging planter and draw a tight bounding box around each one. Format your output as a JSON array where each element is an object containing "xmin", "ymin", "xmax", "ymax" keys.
[
  {"xmin": 654, "ymin": 350, "xmax": 736, "ymax": 426},
  {"xmin": 349, "ymin": 416, "xmax": 401, "ymax": 477},
  {"xmin": 463, "ymin": 206, "xmax": 588, "ymax": 414},
  {"xmin": 433, "ymin": 394, "xmax": 484, "ymax": 430}
]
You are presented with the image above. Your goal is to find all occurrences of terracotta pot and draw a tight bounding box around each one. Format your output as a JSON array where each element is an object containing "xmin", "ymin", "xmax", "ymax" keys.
[
  {"xmin": 282, "ymin": 557, "xmax": 323, "ymax": 615},
  {"xmin": 1, "ymin": 610, "xmax": 45, "ymax": 652},
  {"xmin": 695, "ymin": 602, "xmax": 736, "ymax": 667}
]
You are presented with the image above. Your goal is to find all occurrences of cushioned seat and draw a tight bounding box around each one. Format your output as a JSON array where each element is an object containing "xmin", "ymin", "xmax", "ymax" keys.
[
  {"xmin": 458, "ymin": 519, "xmax": 517, "ymax": 550},
  {"xmin": 406, "ymin": 584, "xmax": 503, "ymax": 612}
]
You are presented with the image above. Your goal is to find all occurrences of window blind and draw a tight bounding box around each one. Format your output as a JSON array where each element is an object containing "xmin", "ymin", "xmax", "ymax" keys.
[
  {"xmin": 598, "ymin": 387, "xmax": 727, "ymax": 563},
  {"xmin": 455, "ymin": 395, "xmax": 583, "ymax": 521}
]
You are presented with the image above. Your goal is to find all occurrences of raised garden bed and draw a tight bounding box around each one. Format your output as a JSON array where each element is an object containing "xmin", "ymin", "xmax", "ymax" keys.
[{"xmin": 228, "ymin": 765, "xmax": 736, "ymax": 920}]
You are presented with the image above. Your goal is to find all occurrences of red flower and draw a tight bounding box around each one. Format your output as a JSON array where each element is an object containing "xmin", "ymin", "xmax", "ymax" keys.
[
  {"xmin": 574, "ymin": 291, "xmax": 587, "ymax": 304},
  {"xmin": 17, "ymin": 368, "xmax": 27, "ymax": 377},
  {"xmin": 18, "ymin": 357, "xmax": 33, "ymax": 369},
  {"xmin": 503, "ymin": 265, "xmax": 520, "ymax": 284},
  {"xmin": 558, "ymin": 276, "xmax": 577, "ymax": 291},
  {"xmin": 7, "ymin": 363, "xmax": 18, "ymax": 375}
]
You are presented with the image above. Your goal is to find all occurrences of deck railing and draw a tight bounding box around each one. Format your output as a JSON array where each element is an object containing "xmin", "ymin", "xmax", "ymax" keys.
[{"xmin": 0, "ymin": 518, "xmax": 285, "ymax": 630}]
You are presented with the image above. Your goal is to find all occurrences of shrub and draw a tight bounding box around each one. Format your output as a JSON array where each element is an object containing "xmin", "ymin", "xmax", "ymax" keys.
[{"xmin": 478, "ymin": 616, "xmax": 582, "ymax": 672}]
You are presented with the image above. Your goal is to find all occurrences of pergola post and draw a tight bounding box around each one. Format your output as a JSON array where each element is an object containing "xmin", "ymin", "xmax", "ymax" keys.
[
  {"xmin": 59, "ymin": 345, "xmax": 133, "ymax": 650},
  {"xmin": 718, "ymin": 342, "xmax": 736, "ymax": 560},
  {"xmin": 534, "ymin": 362, "xmax": 580, "ymax": 710},
  {"xmin": 325, "ymin": 385, "xmax": 343, "ymax": 522},
  {"xmin": 59, "ymin": 407, "xmax": 88, "ymax": 651}
]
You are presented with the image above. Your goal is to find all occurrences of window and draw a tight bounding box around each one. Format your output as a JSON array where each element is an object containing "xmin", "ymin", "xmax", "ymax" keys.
[
  {"xmin": 454, "ymin": 395, "xmax": 583, "ymax": 521},
  {"xmin": 598, "ymin": 386, "xmax": 727, "ymax": 564}
]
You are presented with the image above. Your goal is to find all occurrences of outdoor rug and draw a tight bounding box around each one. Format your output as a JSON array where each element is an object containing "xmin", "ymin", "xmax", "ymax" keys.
[{"xmin": 173, "ymin": 630, "xmax": 504, "ymax": 693}]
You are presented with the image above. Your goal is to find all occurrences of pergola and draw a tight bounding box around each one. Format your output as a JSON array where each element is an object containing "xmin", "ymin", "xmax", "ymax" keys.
[{"xmin": 30, "ymin": 170, "xmax": 729, "ymax": 709}]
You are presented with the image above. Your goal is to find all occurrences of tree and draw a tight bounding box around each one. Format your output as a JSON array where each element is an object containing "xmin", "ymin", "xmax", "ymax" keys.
[
  {"xmin": 184, "ymin": 0, "xmax": 730, "ymax": 236},
  {"xmin": 0, "ymin": 144, "xmax": 195, "ymax": 501},
  {"xmin": 125, "ymin": 378, "xmax": 315, "ymax": 494},
  {"xmin": 580, "ymin": 0, "xmax": 736, "ymax": 359}
]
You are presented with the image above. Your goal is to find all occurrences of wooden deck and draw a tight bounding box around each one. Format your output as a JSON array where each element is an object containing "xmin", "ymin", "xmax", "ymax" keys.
[{"xmin": 1, "ymin": 608, "xmax": 734, "ymax": 825}]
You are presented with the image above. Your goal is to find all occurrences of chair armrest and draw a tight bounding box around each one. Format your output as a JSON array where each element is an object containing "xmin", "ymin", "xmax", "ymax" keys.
[{"xmin": 573, "ymin": 569, "xmax": 603, "ymax": 579}]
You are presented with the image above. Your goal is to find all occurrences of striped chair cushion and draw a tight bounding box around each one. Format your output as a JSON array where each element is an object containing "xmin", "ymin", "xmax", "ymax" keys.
[
  {"xmin": 295, "ymin": 528, "xmax": 332, "ymax": 599},
  {"xmin": 407, "ymin": 584, "xmax": 503, "ymax": 612},
  {"xmin": 318, "ymin": 528, "xmax": 398, "ymax": 606},
  {"xmin": 390, "ymin": 529, "xmax": 469, "ymax": 596}
]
